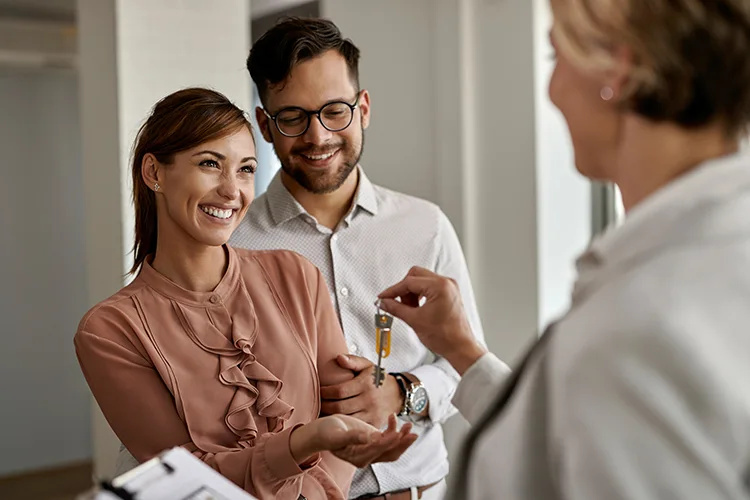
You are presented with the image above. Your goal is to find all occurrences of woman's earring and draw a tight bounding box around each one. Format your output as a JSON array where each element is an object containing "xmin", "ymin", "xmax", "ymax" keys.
[
  {"xmin": 600, "ymin": 86, "xmax": 614, "ymax": 101},
  {"xmin": 154, "ymin": 183, "xmax": 160, "ymax": 192}
]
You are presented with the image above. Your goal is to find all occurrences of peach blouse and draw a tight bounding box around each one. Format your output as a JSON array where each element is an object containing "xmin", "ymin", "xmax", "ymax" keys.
[{"xmin": 74, "ymin": 246, "xmax": 356, "ymax": 500}]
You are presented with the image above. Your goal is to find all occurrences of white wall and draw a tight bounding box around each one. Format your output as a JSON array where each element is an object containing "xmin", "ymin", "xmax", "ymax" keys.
[
  {"xmin": 321, "ymin": 1, "xmax": 439, "ymax": 206},
  {"xmin": 251, "ymin": 0, "xmax": 311, "ymax": 18},
  {"xmin": 533, "ymin": 0, "xmax": 591, "ymax": 326},
  {"xmin": 0, "ymin": 69, "xmax": 91, "ymax": 476},
  {"xmin": 77, "ymin": 0, "xmax": 252, "ymax": 478}
]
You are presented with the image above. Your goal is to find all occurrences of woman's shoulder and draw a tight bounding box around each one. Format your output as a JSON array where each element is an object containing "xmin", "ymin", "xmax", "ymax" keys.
[
  {"xmin": 232, "ymin": 246, "xmax": 322, "ymax": 283},
  {"xmin": 75, "ymin": 277, "xmax": 148, "ymax": 346}
]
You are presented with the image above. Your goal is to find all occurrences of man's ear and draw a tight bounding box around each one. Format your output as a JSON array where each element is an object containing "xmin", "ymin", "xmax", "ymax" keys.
[
  {"xmin": 141, "ymin": 153, "xmax": 161, "ymax": 192},
  {"xmin": 358, "ymin": 89, "xmax": 371, "ymax": 130},
  {"xmin": 255, "ymin": 107, "xmax": 273, "ymax": 143}
]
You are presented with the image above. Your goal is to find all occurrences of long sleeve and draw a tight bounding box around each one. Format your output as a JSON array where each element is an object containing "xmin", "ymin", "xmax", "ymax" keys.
[
  {"xmin": 451, "ymin": 353, "xmax": 512, "ymax": 425},
  {"xmin": 74, "ymin": 329, "xmax": 327, "ymax": 500},
  {"xmin": 411, "ymin": 210, "xmax": 494, "ymax": 423}
]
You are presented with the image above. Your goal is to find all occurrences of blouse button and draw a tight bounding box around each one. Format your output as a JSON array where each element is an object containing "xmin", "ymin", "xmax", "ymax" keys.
[{"xmin": 209, "ymin": 294, "xmax": 220, "ymax": 304}]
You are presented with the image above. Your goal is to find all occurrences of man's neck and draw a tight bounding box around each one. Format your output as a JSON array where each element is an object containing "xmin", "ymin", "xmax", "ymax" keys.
[{"xmin": 282, "ymin": 167, "xmax": 360, "ymax": 230}]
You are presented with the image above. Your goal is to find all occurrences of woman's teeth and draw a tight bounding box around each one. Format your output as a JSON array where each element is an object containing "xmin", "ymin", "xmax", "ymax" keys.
[{"xmin": 200, "ymin": 206, "xmax": 233, "ymax": 219}]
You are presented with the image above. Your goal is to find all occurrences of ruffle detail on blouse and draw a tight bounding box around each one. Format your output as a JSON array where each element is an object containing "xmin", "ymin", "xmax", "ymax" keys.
[{"xmin": 172, "ymin": 287, "xmax": 294, "ymax": 444}]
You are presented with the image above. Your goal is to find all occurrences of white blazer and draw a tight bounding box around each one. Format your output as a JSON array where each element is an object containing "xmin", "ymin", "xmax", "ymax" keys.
[{"xmin": 450, "ymin": 151, "xmax": 750, "ymax": 499}]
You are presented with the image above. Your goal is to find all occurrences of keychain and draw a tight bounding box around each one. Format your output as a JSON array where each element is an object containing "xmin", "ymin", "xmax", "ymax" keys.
[{"xmin": 373, "ymin": 299, "xmax": 393, "ymax": 387}]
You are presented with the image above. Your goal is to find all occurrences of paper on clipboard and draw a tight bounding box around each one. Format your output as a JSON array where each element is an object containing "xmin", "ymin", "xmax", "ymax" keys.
[{"xmin": 81, "ymin": 447, "xmax": 257, "ymax": 500}]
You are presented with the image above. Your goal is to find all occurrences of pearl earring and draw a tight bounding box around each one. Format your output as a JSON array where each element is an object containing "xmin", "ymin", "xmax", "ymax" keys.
[
  {"xmin": 600, "ymin": 86, "xmax": 614, "ymax": 101},
  {"xmin": 154, "ymin": 183, "xmax": 160, "ymax": 192}
]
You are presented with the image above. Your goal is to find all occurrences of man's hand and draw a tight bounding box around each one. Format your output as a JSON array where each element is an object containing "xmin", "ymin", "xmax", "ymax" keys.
[
  {"xmin": 378, "ymin": 266, "xmax": 487, "ymax": 375},
  {"xmin": 320, "ymin": 354, "xmax": 403, "ymax": 429}
]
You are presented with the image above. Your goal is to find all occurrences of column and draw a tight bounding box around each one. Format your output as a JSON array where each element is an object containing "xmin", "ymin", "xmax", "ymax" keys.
[{"xmin": 77, "ymin": 0, "xmax": 251, "ymax": 477}]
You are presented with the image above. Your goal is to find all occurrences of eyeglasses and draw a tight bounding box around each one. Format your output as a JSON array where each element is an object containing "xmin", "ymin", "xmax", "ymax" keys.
[{"xmin": 263, "ymin": 92, "xmax": 361, "ymax": 138}]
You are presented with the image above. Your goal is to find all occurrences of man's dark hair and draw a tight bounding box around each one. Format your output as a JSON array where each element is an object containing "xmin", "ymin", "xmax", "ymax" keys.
[{"xmin": 247, "ymin": 17, "xmax": 361, "ymax": 106}]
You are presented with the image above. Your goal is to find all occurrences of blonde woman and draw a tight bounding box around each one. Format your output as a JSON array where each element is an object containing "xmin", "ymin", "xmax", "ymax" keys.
[{"xmin": 378, "ymin": 1, "xmax": 750, "ymax": 499}]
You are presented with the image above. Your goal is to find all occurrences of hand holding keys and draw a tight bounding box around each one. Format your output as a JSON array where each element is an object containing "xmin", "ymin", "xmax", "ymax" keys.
[{"xmin": 373, "ymin": 299, "xmax": 393, "ymax": 387}]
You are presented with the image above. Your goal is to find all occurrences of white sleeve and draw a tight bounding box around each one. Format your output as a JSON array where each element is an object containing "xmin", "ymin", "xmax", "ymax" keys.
[
  {"xmin": 451, "ymin": 352, "xmax": 511, "ymax": 425},
  {"xmin": 413, "ymin": 209, "xmax": 492, "ymax": 423}
]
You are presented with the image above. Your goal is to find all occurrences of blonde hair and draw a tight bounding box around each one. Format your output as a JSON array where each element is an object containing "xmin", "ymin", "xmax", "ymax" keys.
[{"xmin": 552, "ymin": 0, "xmax": 750, "ymax": 133}]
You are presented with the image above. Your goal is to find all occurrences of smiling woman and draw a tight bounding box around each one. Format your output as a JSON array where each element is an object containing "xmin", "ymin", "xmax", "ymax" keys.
[
  {"xmin": 72, "ymin": 88, "xmax": 417, "ymax": 500},
  {"xmin": 129, "ymin": 88, "xmax": 257, "ymax": 276}
]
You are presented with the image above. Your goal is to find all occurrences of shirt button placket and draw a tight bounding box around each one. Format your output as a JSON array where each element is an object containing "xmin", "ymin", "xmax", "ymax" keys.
[{"xmin": 330, "ymin": 232, "xmax": 353, "ymax": 348}]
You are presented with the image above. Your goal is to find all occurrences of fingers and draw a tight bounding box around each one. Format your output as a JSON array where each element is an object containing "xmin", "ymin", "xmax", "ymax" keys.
[
  {"xmin": 370, "ymin": 422, "xmax": 418, "ymax": 463},
  {"xmin": 385, "ymin": 413, "xmax": 398, "ymax": 433},
  {"xmin": 377, "ymin": 298, "xmax": 417, "ymax": 323},
  {"xmin": 331, "ymin": 418, "xmax": 418, "ymax": 468},
  {"xmin": 320, "ymin": 397, "xmax": 364, "ymax": 416},
  {"xmin": 376, "ymin": 421, "xmax": 417, "ymax": 461},
  {"xmin": 380, "ymin": 433, "xmax": 418, "ymax": 462},
  {"xmin": 398, "ymin": 421, "xmax": 413, "ymax": 437},
  {"xmin": 377, "ymin": 276, "xmax": 432, "ymax": 301},
  {"xmin": 406, "ymin": 266, "xmax": 437, "ymax": 278},
  {"xmin": 320, "ymin": 372, "xmax": 367, "ymax": 400},
  {"xmin": 335, "ymin": 354, "xmax": 374, "ymax": 373}
]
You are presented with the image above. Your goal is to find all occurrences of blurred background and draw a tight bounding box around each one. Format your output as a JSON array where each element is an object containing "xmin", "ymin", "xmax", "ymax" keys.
[{"xmin": 0, "ymin": 0, "xmax": 623, "ymax": 497}]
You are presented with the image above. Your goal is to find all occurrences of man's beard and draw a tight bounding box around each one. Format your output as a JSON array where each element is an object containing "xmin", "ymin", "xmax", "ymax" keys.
[{"xmin": 275, "ymin": 125, "xmax": 365, "ymax": 195}]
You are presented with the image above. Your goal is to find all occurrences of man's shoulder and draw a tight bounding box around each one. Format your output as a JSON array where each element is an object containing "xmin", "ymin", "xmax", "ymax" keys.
[
  {"xmin": 372, "ymin": 182, "xmax": 439, "ymax": 210},
  {"xmin": 371, "ymin": 182, "xmax": 447, "ymax": 223}
]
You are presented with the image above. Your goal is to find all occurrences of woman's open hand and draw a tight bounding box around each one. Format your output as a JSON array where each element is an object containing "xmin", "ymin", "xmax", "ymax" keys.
[
  {"xmin": 323, "ymin": 414, "xmax": 417, "ymax": 467},
  {"xmin": 292, "ymin": 413, "xmax": 416, "ymax": 468}
]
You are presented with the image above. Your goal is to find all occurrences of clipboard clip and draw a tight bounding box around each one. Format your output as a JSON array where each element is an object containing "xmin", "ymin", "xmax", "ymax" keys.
[{"xmin": 97, "ymin": 455, "xmax": 175, "ymax": 499}]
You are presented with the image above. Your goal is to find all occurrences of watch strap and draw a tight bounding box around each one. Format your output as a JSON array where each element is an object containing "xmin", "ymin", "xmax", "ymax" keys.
[{"xmin": 391, "ymin": 373, "xmax": 411, "ymax": 416}]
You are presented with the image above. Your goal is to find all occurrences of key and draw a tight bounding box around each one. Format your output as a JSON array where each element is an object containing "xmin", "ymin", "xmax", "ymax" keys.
[{"xmin": 373, "ymin": 300, "xmax": 393, "ymax": 387}]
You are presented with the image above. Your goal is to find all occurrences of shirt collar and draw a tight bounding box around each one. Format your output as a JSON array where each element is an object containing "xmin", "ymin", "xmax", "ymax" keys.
[
  {"xmin": 351, "ymin": 166, "xmax": 379, "ymax": 216},
  {"xmin": 266, "ymin": 164, "xmax": 379, "ymax": 226},
  {"xmin": 266, "ymin": 171, "xmax": 307, "ymax": 226},
  {"xmin": 571, "ymin": 151, "xmax": 750, "ymax": 302}
]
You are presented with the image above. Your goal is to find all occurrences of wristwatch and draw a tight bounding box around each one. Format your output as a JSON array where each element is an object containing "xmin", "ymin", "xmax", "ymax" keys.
[{"xmin": 392, "ymin": 372, "xmax": 429, "ymax": 418}]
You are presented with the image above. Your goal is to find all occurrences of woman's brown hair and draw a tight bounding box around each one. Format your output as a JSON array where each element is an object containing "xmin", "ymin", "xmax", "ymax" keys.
[{"xmin": 129, "ymin": 87, "xmax": 252, "ymax": 275}]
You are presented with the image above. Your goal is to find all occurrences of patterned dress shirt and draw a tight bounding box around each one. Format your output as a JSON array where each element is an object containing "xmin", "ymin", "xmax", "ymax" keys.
[{"xmin": 229, "ymin": 165, "xmax": 487, "ymax": 497}]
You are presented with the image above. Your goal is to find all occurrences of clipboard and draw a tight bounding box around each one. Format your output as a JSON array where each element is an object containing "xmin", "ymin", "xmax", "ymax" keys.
[{"xmin": 79, "ymin": 447, "xmax": 257, "ymax": 500}]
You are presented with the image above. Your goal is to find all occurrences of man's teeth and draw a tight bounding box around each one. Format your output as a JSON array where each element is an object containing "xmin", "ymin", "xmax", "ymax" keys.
[
  {"xmin": 200, "ymin": 206, "xmax": 233, "ymax": 219},
  {"xmin": 305, "ymin": 151, "xmax": 336, "ymax": 161}
]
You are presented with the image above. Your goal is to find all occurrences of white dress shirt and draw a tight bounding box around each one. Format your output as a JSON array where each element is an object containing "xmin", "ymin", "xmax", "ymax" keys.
[
  {"xmin": 450, "ymin": 151, "xmax": 750, "ymax": 499},
  {"xmin": 229, "ymin": 166, "xmax": 488, "ymax": 497}
]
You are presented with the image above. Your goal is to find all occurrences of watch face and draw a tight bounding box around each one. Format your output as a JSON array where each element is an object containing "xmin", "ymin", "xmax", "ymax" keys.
[{"xmin": 410, "ymin": 386, "xmax": 428, "ymax": 414}]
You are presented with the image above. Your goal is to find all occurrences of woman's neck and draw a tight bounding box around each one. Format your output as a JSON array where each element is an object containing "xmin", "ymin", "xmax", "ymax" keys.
[
  {"xmin": 150, "ymin": 231, "xmax": 228, "ymax": 292},
  {"xmin": 614, "ymin": 117, "xmax": 739, "ymax": 212}
]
